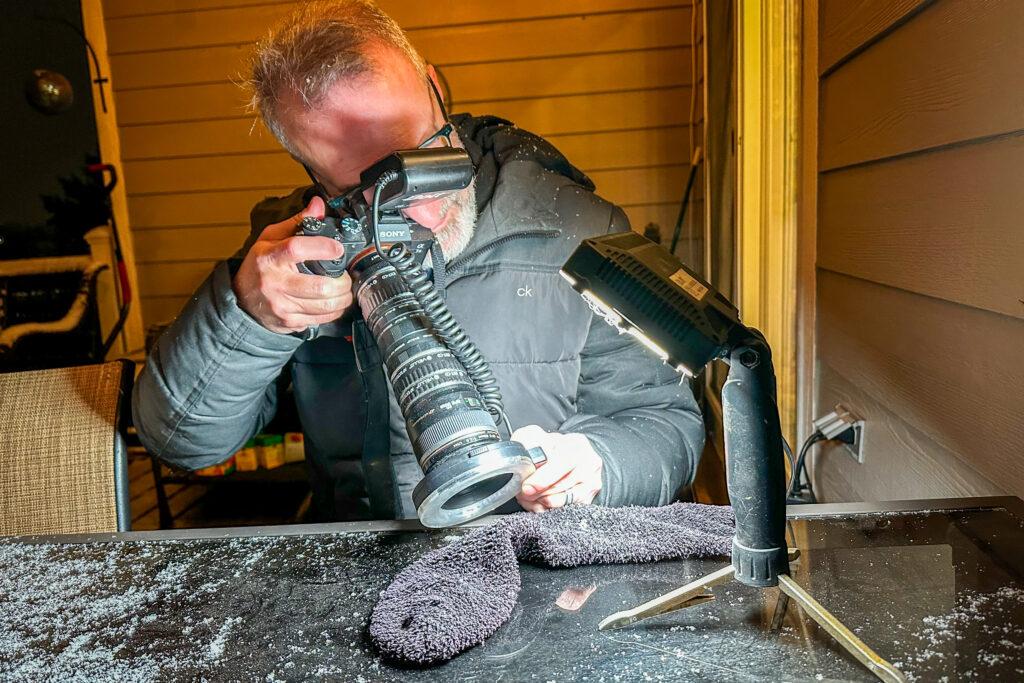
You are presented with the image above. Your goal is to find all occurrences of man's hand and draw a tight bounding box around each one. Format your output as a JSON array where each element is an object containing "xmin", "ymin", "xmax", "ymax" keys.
[
  {"xmin": 513, "ymin": 425, "xmax": 603, "ymax": 512},
  {"xmin": 233, "ymin": 196, "xmax": 354, "ymax": 334}
]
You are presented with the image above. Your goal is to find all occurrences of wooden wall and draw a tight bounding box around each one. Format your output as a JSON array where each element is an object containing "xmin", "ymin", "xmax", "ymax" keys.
[
  {"xmin": 812, "ymin": 0, "xmax": 1024, "ymax": 500},
  {"xmin": 100, "ymin": 0, "xmax": 700, "ymax": 327}
]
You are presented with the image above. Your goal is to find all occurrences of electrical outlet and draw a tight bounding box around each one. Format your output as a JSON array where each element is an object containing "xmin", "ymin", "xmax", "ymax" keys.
[
  {"xmin": 841, "ymin": 419, "xmax": 865, "ymax": 463},
  {"xmin": 814, "ymin": 404, "xmax": 866, "ymax": 464}
]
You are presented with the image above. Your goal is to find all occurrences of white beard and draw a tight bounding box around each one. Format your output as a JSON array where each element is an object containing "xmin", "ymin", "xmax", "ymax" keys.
[{"xmin": 431, "ymin": 178, "xmax": 477, "ymax": 261}]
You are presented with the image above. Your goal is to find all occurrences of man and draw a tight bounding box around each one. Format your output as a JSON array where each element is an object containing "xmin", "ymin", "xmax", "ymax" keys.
[{"xmin": 133, "ymin": 0, "xmax": 705, "ymax": 521}]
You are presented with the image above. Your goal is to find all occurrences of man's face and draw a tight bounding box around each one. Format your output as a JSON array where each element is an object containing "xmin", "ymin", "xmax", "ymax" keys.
[{"xmin": 278, "ymin": 44, "xmax": 476, "ymax": 257}]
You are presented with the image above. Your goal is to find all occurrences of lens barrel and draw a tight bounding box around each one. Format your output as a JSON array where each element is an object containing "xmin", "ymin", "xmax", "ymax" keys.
[{"xmin": 349, "ymin": 251, "xmax": 536, "ymax": 527}]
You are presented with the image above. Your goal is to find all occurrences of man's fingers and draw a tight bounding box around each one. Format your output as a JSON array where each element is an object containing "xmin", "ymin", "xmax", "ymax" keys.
[
  {"xmin": 511, "ymin": 424, "xmax": 548, "ymax": 449},
  {"xmin": 277, "ymin": 276, "xmax": 352, "ymax": 320},
  {"xmin": 287, "ymin": 295, "xmax": 352, "ymax": 317},
  {"xmin": 302, "ymin": 195, "xmax": 326, "ymax": 219},
  {"xmin": 232, "ymin": 196, "xmax": 358, "ymax": 334},
  {"xmin": 270, "ymin": 235, "xmax": 344, "ymax": 269},
  {"xmin": 271, "ymin": 309, "xmax": 349, "ymax": 333},
  {"xmin": 246, "ymin": 270, "xmax": 351, "ymax": 329},
  {"xmin": 519, "ymin": 500, "xmax": 548, "ymax": 514},
  {"xmin": 520, "ymin": 457, "xmax": 574, "ymax": 498},
  {"xmin": 536, "ymin": 480, "xmax": 599, "ymax": 509},
  {"xmin": 282, "ymin": 271, "xmax": 352, "ymax": 301},
  {"xmin": 514, "ymin": 425, "xmax": 575, "ymax": 496},
  {"xmin": 259, "ymin": 196, "xmax": 327, "ymax": 241},
  {"xmin": 531, "ymin": 471, "xmax": 584, "ymax": 505}
]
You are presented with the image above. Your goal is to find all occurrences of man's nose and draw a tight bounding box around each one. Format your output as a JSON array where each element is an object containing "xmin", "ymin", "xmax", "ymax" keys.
[{"xmin": 401, "ymin": 197, "xmax": 447, "ymax": 230}]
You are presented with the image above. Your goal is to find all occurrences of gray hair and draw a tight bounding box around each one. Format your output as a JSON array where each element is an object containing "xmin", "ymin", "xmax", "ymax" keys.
[{"xmin": 247, "ymin": 0, "xmax": 427, "ymax": 157}]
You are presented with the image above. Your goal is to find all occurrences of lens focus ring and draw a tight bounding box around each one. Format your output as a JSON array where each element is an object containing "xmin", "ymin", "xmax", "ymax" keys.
[{"xmin": 416, "ymin": 409, "xmax": 498, "ymax": 467}]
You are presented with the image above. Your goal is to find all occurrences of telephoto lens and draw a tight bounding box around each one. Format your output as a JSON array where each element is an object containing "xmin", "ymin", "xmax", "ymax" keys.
[{"xmin": 348, "ymin": 249, "xmax": 543, "ymax": 527}]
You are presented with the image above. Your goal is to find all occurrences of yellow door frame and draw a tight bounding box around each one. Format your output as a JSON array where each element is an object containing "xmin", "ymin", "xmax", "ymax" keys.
[
  {"xmin": 735, "ymin": 0, "xmax": 801, "ymax": 444},
  {"xmin": 80, "ymin": 0, "xmax": 145, "ymax": 358}
]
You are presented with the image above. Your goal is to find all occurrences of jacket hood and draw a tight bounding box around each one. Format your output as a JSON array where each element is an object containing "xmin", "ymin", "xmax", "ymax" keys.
[{"xmin": 452, "ymin": 114, "xmax": 594, "ymax": 212}]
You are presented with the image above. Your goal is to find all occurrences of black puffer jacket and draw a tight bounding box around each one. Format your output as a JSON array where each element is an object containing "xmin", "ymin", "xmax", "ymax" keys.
[{"xmin": 132, "ymin": 115, "xmax": 705, "ymax": 520}]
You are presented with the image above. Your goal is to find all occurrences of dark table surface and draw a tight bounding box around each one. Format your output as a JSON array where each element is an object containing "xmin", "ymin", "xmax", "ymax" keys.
[{"xmin": 1, "ymin": 497, "xmax": 1022, "ymax": 682}]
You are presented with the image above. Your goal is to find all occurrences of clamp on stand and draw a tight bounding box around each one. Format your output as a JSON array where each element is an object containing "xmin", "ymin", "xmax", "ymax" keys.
[
  {"xmin": 597, "ymin": 336, "xmax": 906, "ymax": 683},
  {"xmin": 559, "ymin": 234, "xmax": 907, "ymax": 682}
]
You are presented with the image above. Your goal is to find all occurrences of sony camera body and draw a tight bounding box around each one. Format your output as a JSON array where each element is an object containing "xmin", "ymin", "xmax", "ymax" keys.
[
  {"xmin": 295, "ymin": 211, "xmax": 433, "ymax": 278},
  {"xmin": 295, "ymin": 147, "xmax": 475, "ymax": 277}
]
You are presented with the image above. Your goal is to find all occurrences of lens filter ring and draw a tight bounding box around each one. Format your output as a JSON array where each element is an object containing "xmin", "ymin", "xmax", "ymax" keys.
[{"xmin": 413, "ymin": 440, "xmax": 536, "ymax": 528}]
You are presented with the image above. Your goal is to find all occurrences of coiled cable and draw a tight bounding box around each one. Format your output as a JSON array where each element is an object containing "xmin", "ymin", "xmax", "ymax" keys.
[{"xmin": 370, "ymin": 174, "xmax": 511, "ymax": 434}]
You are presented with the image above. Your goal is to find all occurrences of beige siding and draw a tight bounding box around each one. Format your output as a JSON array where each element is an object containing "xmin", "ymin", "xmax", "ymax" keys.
[
  {"xmin": 101, "ymin": 1, "xmax": 699, "ymax": 325},
  {"xmin": 817, "ymin": 0, "xmax": 926, "ymax": 75},
  {"xmin": 820, "ymin": 0, "xmax": 1024, "ymax": 170},
  {"xmin": 813, "ymin": 0, "xmax": 1024, "ymax": 500}
]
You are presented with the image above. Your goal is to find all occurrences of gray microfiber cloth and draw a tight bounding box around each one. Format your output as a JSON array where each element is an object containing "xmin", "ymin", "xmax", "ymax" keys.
[{"xmin": 369, "ymin": 502, "xmax": 734, "ymax": 664}]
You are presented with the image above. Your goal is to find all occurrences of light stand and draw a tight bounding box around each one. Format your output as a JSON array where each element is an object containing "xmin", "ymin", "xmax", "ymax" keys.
[{"xmin": 561, "ymin": 233, "xmax": 906, "ymax": 683}]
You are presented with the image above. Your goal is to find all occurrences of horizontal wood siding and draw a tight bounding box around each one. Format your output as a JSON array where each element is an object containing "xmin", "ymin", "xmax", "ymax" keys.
[
  {"xmin": 820, "ymin": 0, "xmax": 1024, "ymax": 171},
  {"xmin": 814, "ymin": 0, "xmax": 1024, "ymax": 501},
  {"xmin": 102, "ymin": 1, "xmax": 698, "ymax": 325},
  {"xmin": 817, "ymin": 271, "xmax": 1021, "ymax": 493},
  {"xmin": 817, "ymin": 0, "xmax": 928, "ymax": 75},
  {"xmin": 815, "ymin": 361, "xmax": 1004, "ymax": 500},
  {"xmin": 818, "ymin": 135, "xmax": 1024, "ymax": 320}
]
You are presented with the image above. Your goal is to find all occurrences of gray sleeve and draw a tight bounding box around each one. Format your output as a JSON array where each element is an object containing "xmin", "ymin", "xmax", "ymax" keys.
[
  {"xmin": 555, "ymin": 203, "xmax": 704, "ymax": 506},
  {"xmin": 131, "ymin": 261, "xmax": 302, "ymax": 470},
  {"xmin": 132, "ymin": 189, "xmax": 312, "ymax": 470},
  {"xmin": 557, "ymin": 316, "xmax": 705, "ymax": 507}
]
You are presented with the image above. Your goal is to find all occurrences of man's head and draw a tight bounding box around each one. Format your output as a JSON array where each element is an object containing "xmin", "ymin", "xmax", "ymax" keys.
[{"xmin": 249, "ymin": 0, "xmax": 477, "ymax": 258}]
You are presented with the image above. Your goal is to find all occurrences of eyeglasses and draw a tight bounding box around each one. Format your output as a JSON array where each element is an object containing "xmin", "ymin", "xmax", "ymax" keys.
[
  {"xmin": 418, "ymin": 77, "xmax": 453, "ymax": 149},
  {"xmin": 304, "ymin": 77, "xmax": 453, "ymax": 211}
]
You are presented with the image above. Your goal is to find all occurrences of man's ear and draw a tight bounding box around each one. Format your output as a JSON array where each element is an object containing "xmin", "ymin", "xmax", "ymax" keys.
[{"xmin": 426, "ymin": 64, "xmax": 443, "ymax": 104}]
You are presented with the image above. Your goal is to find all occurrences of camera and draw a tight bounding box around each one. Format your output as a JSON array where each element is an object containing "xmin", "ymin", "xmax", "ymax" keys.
[
  {"xmin": 294, "ymin": 147, "xmax": 545, "ymax": 528},
  {"xmin": 295, "ymin": 147, "xmax": 475, "ymax": 277},
  {"xmin": 295, "ymin": 213, "xmax": 431, "ymax": 277}
]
